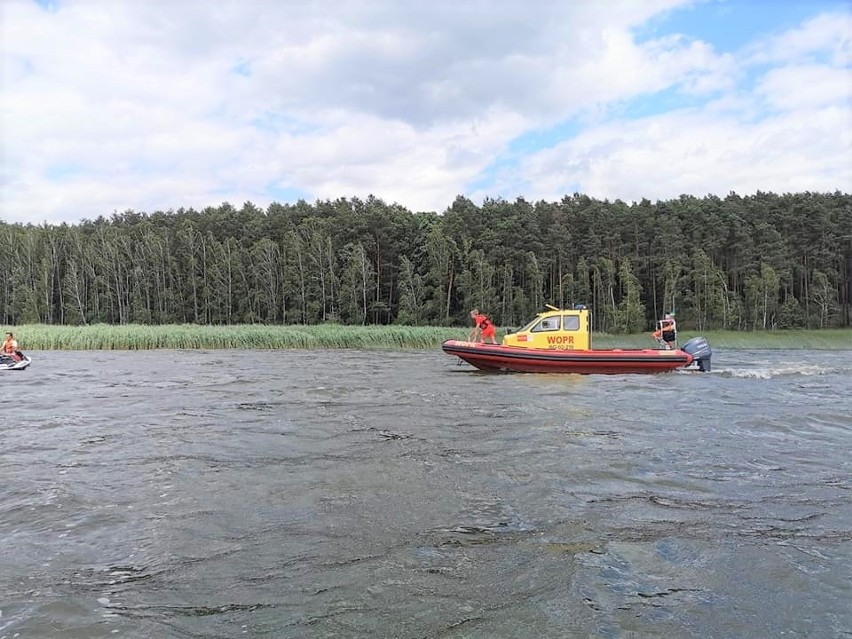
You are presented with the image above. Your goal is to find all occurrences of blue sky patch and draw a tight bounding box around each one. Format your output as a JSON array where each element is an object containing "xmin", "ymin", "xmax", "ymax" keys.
[
  {"xmin": 249, "ymin": 111, "xmax": 318, "ymax": 135},
  {"xmin": 33, "ymin": 0, "xmax": 60, "ymax": 12},
  {"xmin": 467, "ymin": 159, "xmax": 517, "ymax": 194},
  {"xmin": 634, "ymin": 0, "xmax": 851, "ymax": 53},
  {"xmin": 45, "ymin": 163, "xmax": 82, "ymax": 180},
  {"xmin": 267, "ymin": 185, "xmax": 312, "ymax": 203},
  {"xmin": 507, "ymin": 118, "xmax": 585, "ymax": 155},
  {"xmin": 231, "ymin": 60, "xmax": 252, "ymax": 77},
  {"xmin": 610, "ymin": 85, "xmax": 711, "ymax": 120}
]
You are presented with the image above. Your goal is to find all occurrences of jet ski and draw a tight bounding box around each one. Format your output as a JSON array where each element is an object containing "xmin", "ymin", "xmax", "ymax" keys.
[{"xmin": 0, "ymin": 352, "xmax": 31, "ymax": 370}]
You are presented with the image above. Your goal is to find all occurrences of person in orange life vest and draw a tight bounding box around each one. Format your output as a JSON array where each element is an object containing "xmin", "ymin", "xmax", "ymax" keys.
[
  {"xmin": 652, "ymin": 313, "xmax": 677, "ymax": 349},
  {"xmin": 2, "ymin": 332, "xmax": 21, "ymax": 361},
  {"xmin": 469, "ymin": 309, "xmax": 498, "ymax": 344}
]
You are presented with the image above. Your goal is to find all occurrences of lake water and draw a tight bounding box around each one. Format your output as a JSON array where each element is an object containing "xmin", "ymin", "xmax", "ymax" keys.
[{"xmin": 1, "ymin": 348, "xmax": 850, "ymax": 638}]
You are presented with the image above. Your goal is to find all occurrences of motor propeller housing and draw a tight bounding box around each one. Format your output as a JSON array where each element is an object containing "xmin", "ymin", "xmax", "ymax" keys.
[{"xmin": 681, "ymin": 336, "xmax": 712, "ymax": 372}]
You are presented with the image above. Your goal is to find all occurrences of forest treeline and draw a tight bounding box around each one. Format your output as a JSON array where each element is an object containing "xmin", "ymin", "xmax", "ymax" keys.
[{"xmin": 1, "ymin": 191, "xmax": 850, "ymax": 332}]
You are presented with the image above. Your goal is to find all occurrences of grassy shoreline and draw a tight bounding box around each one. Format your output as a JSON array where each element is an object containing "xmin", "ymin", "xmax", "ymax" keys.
[{"xmin": 5, "ymin": 323, "xmax": 852, "ymax": 351}]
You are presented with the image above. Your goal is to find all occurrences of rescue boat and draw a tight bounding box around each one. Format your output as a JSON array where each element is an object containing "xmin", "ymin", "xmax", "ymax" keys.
[
  {"xmin": 443, "ymin": 305, "xmax": 711, "ymax": 374},
  {"xmin": 0, "ymin": 353, "xmax": 31, "ymax": 371}
]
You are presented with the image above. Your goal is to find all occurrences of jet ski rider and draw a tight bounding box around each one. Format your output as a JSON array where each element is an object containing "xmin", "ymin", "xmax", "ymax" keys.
[{"xmin": 2, "ymin": 332, "xmax": 21, "ymax": 361}]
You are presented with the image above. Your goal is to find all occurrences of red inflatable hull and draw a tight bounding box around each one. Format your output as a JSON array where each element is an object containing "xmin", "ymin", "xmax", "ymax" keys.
[{"xmin": 442, "ymin": 340, "xmax": 694, "ymax": 374}]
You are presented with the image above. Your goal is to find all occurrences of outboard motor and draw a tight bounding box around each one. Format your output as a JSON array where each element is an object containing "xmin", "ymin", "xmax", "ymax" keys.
[{"xmin": 681, "ymin": 336, "xmax": 712, "ymax": 372}]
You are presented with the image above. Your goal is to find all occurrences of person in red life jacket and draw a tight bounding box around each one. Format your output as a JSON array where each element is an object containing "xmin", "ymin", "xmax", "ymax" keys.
[
  {"xmin": 469, "ymin": 309, "xmax": 498, "ymax": 344},
  {"xmin": 2, "ymin": 331, "xmax": 21, "ymax": 361},
  {"xmin": 651, "ymin": 313, "xmax": 677, "ymax": 349}
]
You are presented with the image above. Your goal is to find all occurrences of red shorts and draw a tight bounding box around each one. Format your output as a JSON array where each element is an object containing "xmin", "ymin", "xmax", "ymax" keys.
[{"xmin": 481, "ymin": 324, "xmax": 496, "ymax": 339}]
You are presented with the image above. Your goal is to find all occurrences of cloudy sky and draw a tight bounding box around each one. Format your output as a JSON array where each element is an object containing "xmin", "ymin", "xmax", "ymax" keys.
[{"xmin": 2, "ymin": 0, "xmax": 850, "ymax": 224}]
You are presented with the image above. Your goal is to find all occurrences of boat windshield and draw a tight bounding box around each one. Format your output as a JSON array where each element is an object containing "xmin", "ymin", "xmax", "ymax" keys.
[
  {"xmin": 531, "ymin": 316, "xmax": 561, "ymax": 332},
  {"xmin": 516, "ymin": 313, "xmax": 581, "ymax": 333},
  {"xmin": 517, "ymin": 316, "xmax": 543, "ymax": 333},
  {"xmin": 516, "ymin": 315, "xmax": 563, "ymax": 333}
]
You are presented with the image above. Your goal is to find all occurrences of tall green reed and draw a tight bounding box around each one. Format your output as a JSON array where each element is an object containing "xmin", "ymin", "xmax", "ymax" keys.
[{"xmin": 5, "ymin": 324, "xmax": 850, "ymax": 350}]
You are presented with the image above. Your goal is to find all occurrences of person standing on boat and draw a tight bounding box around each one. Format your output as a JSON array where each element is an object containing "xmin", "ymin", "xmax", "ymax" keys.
[
  {"xmin": 652, "ymin": 314, "xmax": 677, "ymax": 350},
  {"xmin": 2, "ymin": 332, "xmax": 21, "ymax": 361},
  {"xmin": 469, "ymin": 309, "xmax": 498, "ymax": 344}
]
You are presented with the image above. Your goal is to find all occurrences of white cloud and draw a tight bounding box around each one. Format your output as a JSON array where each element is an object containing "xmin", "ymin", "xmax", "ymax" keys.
[
  {"xmin": 0, "ymin": 0, "xmax": 849, "ymax": 224},
  {"xmin": 501, "ymin": 8, "xmax": 852, "ymax": 204},
  {"xmin": 528, "ymin": 102, "xmax": 849, "ymax": 202},
  {"xmin": 748, "ymin": 12, "xmax": 852, "ymax": 66},
  {"xmin": 756, "ymin": 64, "xmax": 852, "ymax": 112}
]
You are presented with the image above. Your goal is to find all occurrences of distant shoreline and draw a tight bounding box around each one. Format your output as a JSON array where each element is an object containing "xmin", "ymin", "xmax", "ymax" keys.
[{"xmin": 6, "ymin": 324, "xmax": 852, "ymax": 351}]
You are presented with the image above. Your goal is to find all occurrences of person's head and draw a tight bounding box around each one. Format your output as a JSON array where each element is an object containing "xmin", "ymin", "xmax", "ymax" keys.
[
  {"xmin": 5, "ymin": 332, "xmax": 12, "ymax": 339},
  {"xmin": 470, "ymin": 309, "xmax": 479, "ymax": 318},
  {"xmin": 664, "ymin": 313, "xmax": 672, "ymax": 320}
]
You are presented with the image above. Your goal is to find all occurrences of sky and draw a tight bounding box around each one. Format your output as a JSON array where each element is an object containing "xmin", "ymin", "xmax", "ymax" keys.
[{"xmin": 1, "ymin": 0, "xmax": 850, "ymax": 225}]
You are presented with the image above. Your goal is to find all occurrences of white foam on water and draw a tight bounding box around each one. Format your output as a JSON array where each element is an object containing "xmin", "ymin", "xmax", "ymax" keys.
[{"xmin": 716, "ymin": 364, "xmax": 833, "ymax": 379}]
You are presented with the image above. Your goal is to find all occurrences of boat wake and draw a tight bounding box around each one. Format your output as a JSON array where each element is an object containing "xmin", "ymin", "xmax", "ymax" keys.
[{"xmin": 714, "ymin": 364, "xmax": 838, "ymax": 379}]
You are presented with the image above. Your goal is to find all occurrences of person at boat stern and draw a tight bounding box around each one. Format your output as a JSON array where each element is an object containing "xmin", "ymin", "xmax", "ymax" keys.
[
  {"xmin": 2, "ymin": 332, "xmax": 21, "ymax": 361},
  {"xmin": 652, "ymin": 313, "xmax": 677, "ymax": 349},
  {"xmin": 469, "ymin": 309, "xmax": 498, "ymax": 344}
]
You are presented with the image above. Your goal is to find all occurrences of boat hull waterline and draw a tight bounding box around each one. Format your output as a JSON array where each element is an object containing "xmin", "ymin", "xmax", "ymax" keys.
[
  {"xmin": 0, "ymin": 355, "xmax": 32, "ymax": 371},
  {"xmin": 442, "ymin": 341, "xmax": 697, "ymax": 374}
]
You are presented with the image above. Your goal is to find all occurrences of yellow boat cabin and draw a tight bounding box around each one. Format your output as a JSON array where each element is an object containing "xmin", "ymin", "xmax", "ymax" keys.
[{"xmin": 502, "ymin": 304, "xmax": 591, "ymax": 350}]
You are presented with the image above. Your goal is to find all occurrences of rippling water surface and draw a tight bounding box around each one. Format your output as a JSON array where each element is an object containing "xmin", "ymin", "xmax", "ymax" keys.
[{"xmin": 2, "ymin": 348, "xmax": 851, "ymax": 638}]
